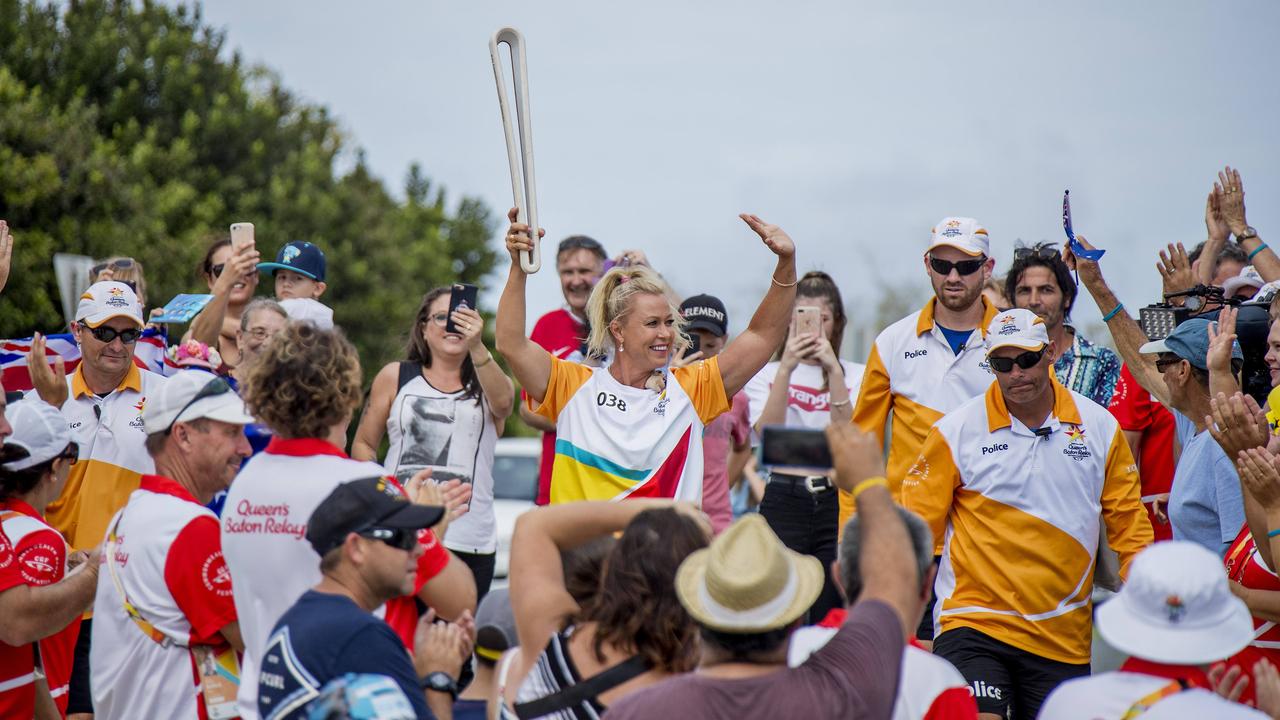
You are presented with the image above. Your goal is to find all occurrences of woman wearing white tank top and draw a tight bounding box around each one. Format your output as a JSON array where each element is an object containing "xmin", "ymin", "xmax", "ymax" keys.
[{"xmin": 353, "ymin": 287, "xmax": 514, "ymax": 598}]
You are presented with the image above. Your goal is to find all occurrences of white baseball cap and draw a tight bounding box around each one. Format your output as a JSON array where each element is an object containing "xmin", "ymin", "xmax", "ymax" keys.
[
  {"xmin": 984, "ymin": 308, "xmax": 1050, "ymax": 354},
  {"xmin": 1097, "ymin": 540, "xmax": 1254, "ymax": 665},
  {"xmin": 928, "ymin": 217, "xmax": 990, "ymax": 257},
  {"xmin": 1223, "ymin": 265, "xmax": 1265, "ymax": 299},
  {"xmin": 75, "ymin": 281, "xmax": 144, "ymax": 328},
  {"xmin": 2, "ymin": 400, "xmax": 74, "ymax": 471},
  {"xmin": 142, "ymin": 370, "xmax": 255, "ymax": 435}
]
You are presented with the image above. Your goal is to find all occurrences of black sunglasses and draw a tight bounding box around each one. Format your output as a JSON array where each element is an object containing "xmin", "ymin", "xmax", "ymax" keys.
[
  {"xmin": 1014, "ymin": 245, "xmax": 1061, "ymax": 261},
  {"xmin": 929, "ymin": 256, "xmax": 987, "ymax": 276},
  {"xmin": 358, "ymin": 527, "xmax": 420, "ymax": 552},
  {"xmin": 989, "ymin": 348, "xmax": 1046, "ymax": 373},
  {"xmin": 86, "ymin": 325, "xmax": 142, "ymax": 344},
  {"xmin": 167, "ymin": 376, "xmax": 235, "ymax": 433},
  {"xmin": 210, "ymin": 263, "xmax": 226, "ymax": 278},
  {"xmin": 91, "ymin": 258, "xmax": 135, "ymax": 276},
  {"xmin": 1155, "ymin": 355, "xmax": 1185, "ymax": 374}
]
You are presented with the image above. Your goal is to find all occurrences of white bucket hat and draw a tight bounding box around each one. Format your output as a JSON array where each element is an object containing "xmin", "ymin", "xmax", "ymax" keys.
[
  {"xmin": 675, "ymin": 514, "xmax": 823, "ymax": 633},
  {"xmin": 1097, "ymin": 540, "xmax": 1253, "ymax": 665}
]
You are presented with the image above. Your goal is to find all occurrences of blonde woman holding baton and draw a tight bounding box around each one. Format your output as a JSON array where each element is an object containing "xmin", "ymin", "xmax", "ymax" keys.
[{"xmin": 496, "ymin": 207, "xmax": 797, "ymax": 505}]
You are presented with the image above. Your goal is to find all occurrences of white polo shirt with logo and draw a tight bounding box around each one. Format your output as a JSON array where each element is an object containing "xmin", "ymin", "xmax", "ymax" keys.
[
  {"xmin": 36, "ymin": 363, "xmax": 166, "ymax": 553},
  {"xmin": 220, "ymin": 438, "xmax": 393, "ymax": 720},
  {"xmin": 91, "ymin": 474, "xmax": 237, "ymax": 720},
  {"xmin": 901, "ymin": 379, "xmax": 1153, "ymax": 665},
  {"xmin": 850, "ymin": 297, "xmax": 998, "ymax": 505}
]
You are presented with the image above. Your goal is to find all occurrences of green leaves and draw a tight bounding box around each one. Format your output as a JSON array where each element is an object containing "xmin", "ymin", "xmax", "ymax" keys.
[{"xmin": 0, "ymin": 0, "xmax": 497, "ymax": 384}]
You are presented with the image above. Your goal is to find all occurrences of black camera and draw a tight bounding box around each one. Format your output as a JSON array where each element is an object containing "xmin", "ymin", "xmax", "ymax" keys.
[{"xmin": 1138, "ymin": 285, "xmax": 1272, "ymax": 407}]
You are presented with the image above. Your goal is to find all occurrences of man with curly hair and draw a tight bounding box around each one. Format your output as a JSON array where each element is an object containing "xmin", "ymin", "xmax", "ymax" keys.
[{"xmin": 220, "ymin": 323, "xmax": 475, "ymax": 720}]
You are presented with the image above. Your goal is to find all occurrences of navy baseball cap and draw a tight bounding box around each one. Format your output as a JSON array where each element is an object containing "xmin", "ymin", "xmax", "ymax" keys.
[
  {"xmin": 305, "ymin": 477, "xmax": 444, "ymax": 556},
  {"xmin": 259, "ymin": 241, "xmax": 326, "ymax": 282},
  {"xmin": 1139, "ymin": 317, "xmax": 1242, "ymax": 371},
  {"xmin": 680, "ymin": 294, "xmax": 728, "ymax": 337}
]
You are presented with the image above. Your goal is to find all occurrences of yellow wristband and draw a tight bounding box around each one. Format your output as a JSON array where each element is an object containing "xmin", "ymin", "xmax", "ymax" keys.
[{"xmin": 851, "ymin": 476, "xmax": 889, "ymax": 501}]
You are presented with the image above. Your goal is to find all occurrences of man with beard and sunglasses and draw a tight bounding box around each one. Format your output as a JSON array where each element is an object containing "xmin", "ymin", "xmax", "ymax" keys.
[
  {"xmin": 1006, "ymin": 242, "xmax": 1120, "ymax": 407},
  {"xmin": 902, "ymin": 309, "xmax": 1151, "ymax": 720},
  {"xmin": 23, "ymin": 281, "xmax": 169, "ymax": 717},
  {"xmin": 851, "ymin": 218, "xmax": 1000, "ymax": 506}
]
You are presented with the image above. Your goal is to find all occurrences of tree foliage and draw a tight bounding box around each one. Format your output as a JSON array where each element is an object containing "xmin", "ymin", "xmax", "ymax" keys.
[{"xmin": 0, "ymin": 0, "xmax": 497, "ymax": 375}]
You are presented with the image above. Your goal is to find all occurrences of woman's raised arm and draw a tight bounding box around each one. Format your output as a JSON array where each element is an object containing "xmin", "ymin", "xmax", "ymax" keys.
[
  {"xmin": 494, "ymin": 207, "xmax": 555, "ymax": 403},
  {"xmin": 717, "ymin": 214, "xmax": 797, "ymax": 396}
]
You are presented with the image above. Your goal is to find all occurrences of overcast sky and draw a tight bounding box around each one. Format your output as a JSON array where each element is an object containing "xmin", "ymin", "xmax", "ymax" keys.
[{"xmin": 192, "ymin": 0, "xmax": 1280, "ymax": 355}]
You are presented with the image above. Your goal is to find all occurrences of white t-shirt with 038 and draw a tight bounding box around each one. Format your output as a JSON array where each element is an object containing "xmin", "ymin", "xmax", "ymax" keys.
[{"xmin": 744, "ymin": 359, "xmax": 866, "ymax": 437}]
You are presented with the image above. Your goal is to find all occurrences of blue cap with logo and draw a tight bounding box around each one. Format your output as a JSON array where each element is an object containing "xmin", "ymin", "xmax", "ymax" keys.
[
  {"xmin": 1138, "ymin": 317, "xmax": 1242, "ymax": 371},
  {"xmin": 258, "ymin": 241, "xmax": 326, "ymax": 282}
]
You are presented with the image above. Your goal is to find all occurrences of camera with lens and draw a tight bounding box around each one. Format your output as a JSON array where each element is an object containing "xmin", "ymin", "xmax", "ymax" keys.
[{"xmin": 1139, "ymin": 284, "xmax": 1273, "ymax": 407}]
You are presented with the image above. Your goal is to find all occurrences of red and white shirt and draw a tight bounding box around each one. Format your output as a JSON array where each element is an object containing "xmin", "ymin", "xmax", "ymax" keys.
[
  {"xmin": 0, "ymin": 499, "xmax": 78, "ymax": 719},
  {"xmin": 1223, "ymin": 524, "xmax": 1280, "ymax": 706},
  {"xmin": 91, "ymin": 475, "xmax": 237, "ymax": 720},
  {"xmin": 1040, "ymin": 657, "xmax": 1265, "ymax": 719},
  {"xmin": 788, "ymin": 608, "xmax": 977, "ymax": 720},
  {"xmin": 529, "ymin": 307, "xmax": 588, "ymax": 506},
  {"xmin": 221, "ymin": 438, "xmax": 450, "ymax": 720},
  {"xmin": 1107, "ymin": 364, "xmax": 1176, "ymax": 541}
]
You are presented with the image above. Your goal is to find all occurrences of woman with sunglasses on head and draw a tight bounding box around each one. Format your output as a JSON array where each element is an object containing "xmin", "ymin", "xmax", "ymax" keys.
[
  {"xmin": 743, "ymin": 270, "xmax": 865, "ymax": 622},
  {"xmin": 353, "ymin": 287, "xmax": 514, "ymax": 599},
  {"xmin": 497, "ymin": 207, "xmax": 797, "ymax": 506},
  {"xmin": 189, "ymin": 236, "xmax": 262, "ymax": 368},
  {"xmin": 0, "ymin": 400, "xmax": 84, "ymax": 719}
]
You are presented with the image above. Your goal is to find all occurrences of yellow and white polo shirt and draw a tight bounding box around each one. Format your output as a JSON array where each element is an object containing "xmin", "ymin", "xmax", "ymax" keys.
[
  {"xmin": 40, "ymin": 363, "xmax": 166, "ymax": 553},
  {"xmin": 901, "ymin": 378, "xmax": 1152, "ymax": 665},
  {"xmin": 846, "ymin": 297, "xmax": 999, "ymax": 517}
]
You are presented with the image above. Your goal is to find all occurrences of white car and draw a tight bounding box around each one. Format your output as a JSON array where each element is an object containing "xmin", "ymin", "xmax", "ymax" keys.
[{"xmin": 492, "ymin": 437, "xmax": 541, "ymax": 578}]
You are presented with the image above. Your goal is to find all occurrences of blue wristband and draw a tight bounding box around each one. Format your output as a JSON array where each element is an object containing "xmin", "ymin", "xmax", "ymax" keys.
[
  {"xmin": 1268, "ymin": 527, "xmax": 1280, "ymax": 538},
  {"xmin": 1102, "ymin": 303, "xmax": 1124, "ymax": 322},
  {"xmin": 1249, "ymin": 243, "xmax": 1269, "ymax": 261}
]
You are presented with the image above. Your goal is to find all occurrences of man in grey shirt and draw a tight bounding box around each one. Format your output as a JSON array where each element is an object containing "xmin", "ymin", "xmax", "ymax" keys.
[{"xmin": 604, "ymin": 423, "xmax": 918, "ymax": 720}]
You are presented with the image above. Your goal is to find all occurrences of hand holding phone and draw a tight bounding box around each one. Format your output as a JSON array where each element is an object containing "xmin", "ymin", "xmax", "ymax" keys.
[
  {"xmin": 760, "ymin": 426, "xmax": 834, "ymax": 477},
  {"xmin": 446, "ymin": 284, "xmax": 479, "ymax": 333}
]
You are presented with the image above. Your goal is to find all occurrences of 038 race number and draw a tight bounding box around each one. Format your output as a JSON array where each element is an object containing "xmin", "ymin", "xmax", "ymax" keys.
[{"xmin": 596, "ymin": 392, "xmax": 627, "ymax": 412}]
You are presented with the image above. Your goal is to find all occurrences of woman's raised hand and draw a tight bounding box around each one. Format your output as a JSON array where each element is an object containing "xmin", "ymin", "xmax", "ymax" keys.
[{"xmin": 739, "ymin": 214, "xmax": 795, "ymax": 259}]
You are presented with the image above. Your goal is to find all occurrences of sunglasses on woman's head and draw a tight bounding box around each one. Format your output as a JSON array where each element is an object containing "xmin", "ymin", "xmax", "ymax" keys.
[
  {"xmin": 91, "ymin": 258, "xmax": 135, "ymax": 276},
  {"xmin": 928, "ymin": 256, "xmax": 986, "ymax": 276},
  {"xmin": 1013, "ymin": 245, "xmax": 1061, "ymax": 261},
  {"xmin": 358, "ymin": 527, "xmax": 420, "ymax": 552},
  {"xmin": 989, "ymin": 348, "xmax": 1046, "ymax": 373},
  {"xmin": 86, "ymin": 325, "xmax": 142, "ymax": 345}
]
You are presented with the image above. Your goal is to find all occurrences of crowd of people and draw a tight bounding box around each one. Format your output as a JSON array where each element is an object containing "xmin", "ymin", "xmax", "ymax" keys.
[{"xmin": 0, "ymin": 163, "xmax": 1278, "ymax": 719}]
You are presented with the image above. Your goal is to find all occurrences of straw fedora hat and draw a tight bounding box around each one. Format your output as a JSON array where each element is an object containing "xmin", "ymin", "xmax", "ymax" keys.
[{"xmin": 675, "ymin": 514, "xmax": 824, "ymax": 633}]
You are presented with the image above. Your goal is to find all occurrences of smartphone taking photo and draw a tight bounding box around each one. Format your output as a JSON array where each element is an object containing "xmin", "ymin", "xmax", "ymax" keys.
[
  {"xmin": 760, "ymin": 426, "xmax": 833, "ymax": 477},
  {"xmin": 230, "ymin": 222, "xmax": 255, "ymax": 251},
  {"xmin": 794, "ymin": 305, "xmax": 821, "ymax": 338},
  {"xmin": 446, "ymin": 283, "xmax": 479, "ymax": 334}
]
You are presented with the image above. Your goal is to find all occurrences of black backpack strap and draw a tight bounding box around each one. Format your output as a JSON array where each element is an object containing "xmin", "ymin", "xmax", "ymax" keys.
[
  {"xmin": 397, "ymin": 362, "xmax": 423, "ymax": 393},
  {"xmin": 513, "ymin": 655, "xmax": 650, "ymax": 719}
]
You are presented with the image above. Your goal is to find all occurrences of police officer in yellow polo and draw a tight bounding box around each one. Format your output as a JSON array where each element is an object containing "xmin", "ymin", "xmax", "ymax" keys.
[{"xmin": 902, "ymin": 308, "xmax": 1152, "ymax": 720}]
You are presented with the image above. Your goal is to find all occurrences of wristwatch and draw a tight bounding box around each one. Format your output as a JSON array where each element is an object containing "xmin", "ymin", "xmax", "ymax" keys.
[
  {"xmin": 1237, "ymin": 226, "xmax": 1259, "ymax": 243},
  {"xmin": 421, "ymin": 671, "xmax": 459, "ymax": 700}
]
